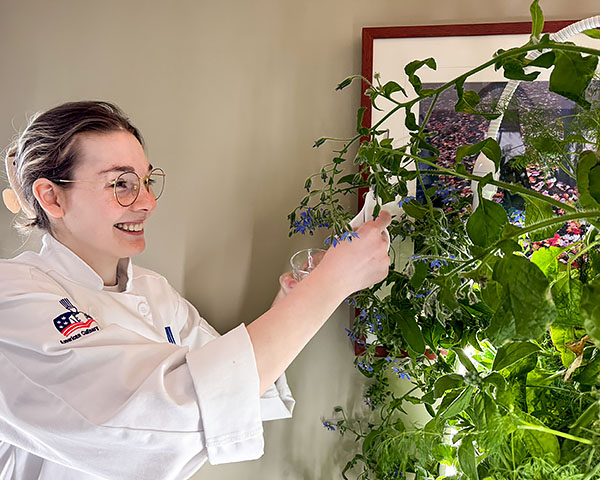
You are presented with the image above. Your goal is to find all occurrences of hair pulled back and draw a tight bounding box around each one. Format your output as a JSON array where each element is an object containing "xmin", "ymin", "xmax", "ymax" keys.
[{"xmin": 4, "ymin": 100, "xmax": 144, "ymax": 234}]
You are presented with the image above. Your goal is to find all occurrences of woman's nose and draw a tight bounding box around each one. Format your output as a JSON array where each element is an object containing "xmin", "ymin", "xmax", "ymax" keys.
[{"xmin": 132, "ymin": 181, "xmax": 156, "ymax": 211}]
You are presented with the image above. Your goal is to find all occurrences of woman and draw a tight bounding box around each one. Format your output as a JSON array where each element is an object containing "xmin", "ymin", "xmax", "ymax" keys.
[{"xmin": 0, "ymin": 101, "xmax": 391, "ymax": 479}]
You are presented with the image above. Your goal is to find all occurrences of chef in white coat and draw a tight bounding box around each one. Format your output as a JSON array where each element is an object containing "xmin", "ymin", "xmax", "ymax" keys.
[{"xmin": 0, "ymin": 101, "xmax": 391, "ymax": 479}]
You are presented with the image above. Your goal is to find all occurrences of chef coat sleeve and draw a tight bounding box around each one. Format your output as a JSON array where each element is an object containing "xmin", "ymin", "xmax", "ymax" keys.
[
  {"xmin": 175, "ymin": 294, "xmax": 296, "ymax": 423},
  {"xmin": 0, "ymin": 265, "xmax": 266, "ymax": 479}
]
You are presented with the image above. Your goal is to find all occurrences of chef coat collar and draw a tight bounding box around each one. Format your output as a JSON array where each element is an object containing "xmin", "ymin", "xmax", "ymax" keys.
[{"xmin": 41, "ymin": 234, "xmax": 133, "ymax": 292}]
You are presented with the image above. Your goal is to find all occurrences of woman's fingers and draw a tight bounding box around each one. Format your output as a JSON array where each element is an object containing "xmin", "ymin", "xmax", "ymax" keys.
[{"xmin": 279, "ymin": 272, "xmax": 298, "ymax": 293}]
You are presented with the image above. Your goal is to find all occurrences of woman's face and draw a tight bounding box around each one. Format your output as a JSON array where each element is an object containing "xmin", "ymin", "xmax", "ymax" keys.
[{"xmin": 55, "ymin": 130, "xmax": 156, "ymax": 272}]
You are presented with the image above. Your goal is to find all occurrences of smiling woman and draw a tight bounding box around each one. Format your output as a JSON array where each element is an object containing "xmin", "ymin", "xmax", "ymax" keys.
[{"xmin": 0, "ymin": 101, "xmax": 392, "ymax": 479}]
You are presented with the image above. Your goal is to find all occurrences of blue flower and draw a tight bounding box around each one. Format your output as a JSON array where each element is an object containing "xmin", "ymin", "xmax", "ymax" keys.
[
  {"xmin": 398, "ymin": 196, "xmax": 416, "ymax": 207},
  {"xmin": 322, "ymin": 421, "xmax": 336, "ymax": 431},
  {"xmin": 357, "ymin": 362, "xmax": 374, "ymax": 372},
  {"xmin": 392, "ymin": 367, "xmax": 411, "ymax": 380}
]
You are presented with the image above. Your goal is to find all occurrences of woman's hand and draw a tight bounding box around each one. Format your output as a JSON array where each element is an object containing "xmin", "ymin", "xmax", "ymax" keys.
[{"xmin": 312, "ymin": 210, "xmax": 392, "ymax": 296}]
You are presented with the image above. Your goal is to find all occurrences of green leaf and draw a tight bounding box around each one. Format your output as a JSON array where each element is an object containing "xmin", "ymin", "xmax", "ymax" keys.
[
  {"xmin": 524, "ymin": 195, "xmax": 558, "ymax": 241},
  {"xmin": 583, "ymin": 28, "xmax": 600, "ymax": 39},
  {"xmin": 549, "ymin": 325, "xmax": 577, "ymax": 367},
  {"xmin": 549, "ymin": 51, "xmax": 598, "ymax": 109},
  {"xmin": 403, "ymin": 199, "xmax": 428, "ymax": 220},
  {"xmin": 573, "ymin": 355, "xmax": 600, "ymax": 385},
  {"xmin": 397, "ymin": 310, "xmax": 426, "ymax": 354},
  {"xmin": 485, "ymin": 255, "xmax": 556, "ymax": 344},
  {"xmin": 381, "ymin": 80, "xmax": 407, "ymax": 98},
  {"xmin": 434, "ymin": 373, "xmax": 465, "ymax": 398},
  {"xmin": 404, "ymin": 110, "xmax": 419, "ymax": 131},
  {"xmin": 581, "ymin": 282, "xmax": 600, "ymax": 348},
  {"xmin": 530, "ymin": 246, "xmax": 566, "ymax": 278},
  {"xmin": 577, "ymin": 150, "xmax": 600, "ymax": 209},
  {"xmin": 404, "ymin": 58, "xmax": 437, "ymax": 94},
  {"xmin": 519, "ymin": 413, "xmax": 560, "ymax": 462},
  {"xmin": 527, "ymin": 51, "xmax": 555, "ymax": 69},
  {"xmin": 502, "ymin": 59, "xmax": 540, "ymax": 82},
  {"xmin": 466, "ymin": 199, "xmax": 508, "ymax": 247},
  {"xmin": 456, "ymin": 138, "xmax": 501, "ymax": 171},
  {"xmin": 458, "ymin": 437, "xmax": 479, "ymax": 480},
  {"xmin": 440, "ymin": 386, "xmax": 475, "ymax": 419},
  {"xmin": 492, "ymin": 340, "xmax": 541, "ymax": 371},
  {"xmin": 356, "ymin": 107, "xmax": 367, "ymax": 133},
  {"xmin": 455, "ymin": 347, "xmax": 477, "ymax": 373},
  {"xmin": 409, "ymin": 260, "xmax": 428, "ymax": 289},
  {"xmin": 530, "ymin": 0, "xmax": 544, "ymax": 38},
  {"xmin": 552, "ymin": 273, "xmax": 583, "ymax": 327}
]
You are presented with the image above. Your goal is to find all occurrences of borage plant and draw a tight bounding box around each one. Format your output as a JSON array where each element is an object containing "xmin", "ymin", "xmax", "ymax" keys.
[{"xmin": 289, "ymin": 2, "xmax": 600, "ymax": 479}]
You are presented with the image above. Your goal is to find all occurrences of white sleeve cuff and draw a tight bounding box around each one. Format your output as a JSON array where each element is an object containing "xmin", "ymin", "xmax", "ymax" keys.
[
  {"xmin": 260, "ymin": 373, "xmax": 295, "ymax": 421},
  {"xmin": 186, "ymin": 324, "xmax": 264, "ymax": 465}
]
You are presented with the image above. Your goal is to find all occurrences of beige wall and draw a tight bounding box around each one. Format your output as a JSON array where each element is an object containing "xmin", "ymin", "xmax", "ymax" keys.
[{"xmin": 1, "ymin": 1, "xmax": 598, "ymax": 479}]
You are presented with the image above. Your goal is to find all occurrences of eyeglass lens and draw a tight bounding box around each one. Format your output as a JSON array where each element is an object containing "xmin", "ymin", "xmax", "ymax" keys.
[{"xmin": 115, "ymin": 169, "xmax": 165, "ymax": 206}]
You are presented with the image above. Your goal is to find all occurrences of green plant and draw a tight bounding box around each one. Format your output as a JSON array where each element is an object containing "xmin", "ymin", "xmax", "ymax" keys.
[{"xmin": 290, "ymin": 2, "xmax": 600, "ymax": 478}]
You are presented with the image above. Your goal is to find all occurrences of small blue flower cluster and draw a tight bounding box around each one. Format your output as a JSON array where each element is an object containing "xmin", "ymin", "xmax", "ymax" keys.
[
  {"xmin": 322, "ymin": 421, "xmax": 336, "ymax": 431},
  {"xmin": 398, "ymin": 196, "xmax": 416, "ymax": 207},
  {"xmin": 385, "ymin": 356, "xmax": 411, "ymax": 380},
  {"xmin": 357, "ymin": 362, "xmax": 374, "ymax": 372},
  {"xmin": 345, "ymin": 328, "xmax": 366, "ymax": 346},
  {"xmin": 293, "ymin": 207, "xmax": 330, "ymax": 235},
  {"xmin": 409, "ymin": 254, "xmax": 455, "ymax": 270},
  {"xmin": 325, "ymin": 231, "xmax": 359, "ymax": 247},
  {"xmin": 436, "ymin": 185, "xmax": 459, "ymax": 204},
  {"xmin": 510, "ymin": 209, "xmax": 525, "ymax": 227},
  {"xmin": 357, "ymin": 308, "xmax": 384, "ymax": 333}
]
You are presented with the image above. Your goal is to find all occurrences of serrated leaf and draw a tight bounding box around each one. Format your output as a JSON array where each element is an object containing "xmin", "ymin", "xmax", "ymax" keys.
[
  {"xmin": 456, "ymin": 138, "xmax": 501, "ymax": 171},
  {"xmin": 434, "ymin": 373, "xmax": 465, "ymax": 398},
  {"xmin": 581, "ymin": 282, "xmax": 600, "ymax": 348},
  {"xmin": 530, "ymin": 246, "xmax": 566, "ymax": 278},
  {"xmin": 492, "ymin": 341, "xmax": 541, "ymax": 371},
  {"xmin": 552, "ymin": 273, "xmax": 584, "ymax": 327},
  {"xmin": 405, "ymin": 58, "xmax": 437, "ymax": 94},
  {"xmin": 381, "ymin": 80, "xmax": 407, "ymax": 98},
  {"xmin": 466, "ymin": 199, "xmax": 508, "ymax": 247},
  {"xmin": 486, "ymin": 255, "xmax": 556, "ymax": 344},
  {"xmin": 523, "ymin": 195, "xmax": 559, "ymax": 241},
  {"xmin": 550, "ymin": 51, "xmax": 598, "ymax": 109},
  {"xmin": 577, "ymin": 150, "xmax": 600, "ymax": 209},
  {"xmin": 396, "ymin": 310, "xmax": 426, "ymax": 354}
]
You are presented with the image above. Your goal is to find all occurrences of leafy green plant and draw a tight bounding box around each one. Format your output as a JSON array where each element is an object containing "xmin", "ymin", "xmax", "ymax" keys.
[{"xmin": 291, "ymin": 2, "xmax": 600, "ymax": 478}]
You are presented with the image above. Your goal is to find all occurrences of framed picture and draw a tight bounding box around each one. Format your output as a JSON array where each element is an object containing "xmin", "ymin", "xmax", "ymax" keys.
[{"xmin": 354, "ymin": 20, "xmax": 596, "ymax": 356}]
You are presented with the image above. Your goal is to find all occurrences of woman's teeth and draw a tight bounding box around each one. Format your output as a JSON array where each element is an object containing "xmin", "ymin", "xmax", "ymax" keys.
[{"xmin": 115, "ymin": 223, "xmax": 144, "ymax": 232}]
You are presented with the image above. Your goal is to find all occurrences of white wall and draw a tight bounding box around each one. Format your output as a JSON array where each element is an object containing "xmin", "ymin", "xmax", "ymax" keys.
[{"xmin": 1, "ymin": 1, "xmax": 598, "ymax": 478}]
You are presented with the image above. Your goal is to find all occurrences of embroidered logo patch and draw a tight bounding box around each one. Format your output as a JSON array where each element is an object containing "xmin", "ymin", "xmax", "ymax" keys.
[{"xmin": 53, "ymin": 298, "xmax": 100, "ymax": 344}]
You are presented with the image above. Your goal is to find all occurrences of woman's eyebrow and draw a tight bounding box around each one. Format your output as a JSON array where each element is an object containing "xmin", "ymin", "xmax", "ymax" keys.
[{"xmin": 97, "ymin": 164, "xmax": 153, "ymax": 175}]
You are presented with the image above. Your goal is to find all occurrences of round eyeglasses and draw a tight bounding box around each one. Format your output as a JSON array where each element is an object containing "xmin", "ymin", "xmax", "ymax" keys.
[{"xmin": 55, "ymin": 168, "xmax": 166, "ymax": 207}]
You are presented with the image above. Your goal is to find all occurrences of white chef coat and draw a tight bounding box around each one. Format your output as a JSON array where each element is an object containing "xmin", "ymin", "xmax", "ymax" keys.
[{"xmin": 0, "ymin": 234, "xmax": 295, "ymax": 480}]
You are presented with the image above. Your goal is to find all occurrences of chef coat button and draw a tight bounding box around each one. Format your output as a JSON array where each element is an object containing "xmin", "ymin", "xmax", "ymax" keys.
[{"xmin": 138, "ymin": 302, "xmax": 150, "ymax": 316}]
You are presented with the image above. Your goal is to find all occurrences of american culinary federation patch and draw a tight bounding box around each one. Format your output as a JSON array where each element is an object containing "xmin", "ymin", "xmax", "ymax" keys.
[{"xmin": 53, "ymin": 298, "xmax": 100, "ymax": 344}]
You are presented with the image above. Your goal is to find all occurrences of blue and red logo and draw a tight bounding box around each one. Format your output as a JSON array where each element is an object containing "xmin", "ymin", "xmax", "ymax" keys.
[{"xmin": 53, "ymin": 298, "xmax": 100, "ymax": 342}]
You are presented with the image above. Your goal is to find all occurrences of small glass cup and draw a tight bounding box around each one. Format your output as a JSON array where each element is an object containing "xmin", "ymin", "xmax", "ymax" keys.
[{"xmin": 290, "ymin": 248, "xmax": 326, "ymax": 281}]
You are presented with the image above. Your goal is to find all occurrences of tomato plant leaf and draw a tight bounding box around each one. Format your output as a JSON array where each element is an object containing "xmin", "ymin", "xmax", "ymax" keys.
[
  {"xmin": 492, "ymin": 341, "xmax": 541, "ymax": 371},
  {"xmin": 524, "ymin": 195, "xmax": 558, "ymax": 241},
  {"xmin": 577, "ymin": 150, "xmax": 600, "ymax": 210},
  {"xmin": 549, "ymin": 51, "xmax": 598, "ymax": 109},
  {"xmin": 466, "ymin": 198, "xmax": 508, "ymax": 247},
  {"xmin": 581, "ymin": 281, "xmax": 600, "ymax": 348},
  {"xmin": 458, "ymin": 437, "xmax": 479, "ymax": 480},
  {"xmin": 405, "ymin": 58, "xmax": 437, "ymax": 94},
  {"xmin": 434, "ymin": 373, "xmax": 465, "ymax": 398},
  {"xmin": 486, "ymin": 255, "xmax": 556, "ymax": 344},
  {"xmin": 530, "ymin": 0, "xmax": 544, "ymax": 39}
]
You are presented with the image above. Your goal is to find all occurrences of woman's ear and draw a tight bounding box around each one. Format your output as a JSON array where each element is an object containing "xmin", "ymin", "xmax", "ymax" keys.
[{"xmin": 32, "ymin": 178, "xmax": 65, "ymax": 219}]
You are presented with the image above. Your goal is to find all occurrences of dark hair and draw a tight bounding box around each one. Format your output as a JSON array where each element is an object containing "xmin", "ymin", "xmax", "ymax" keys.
[{"xmin": 4, "ymin": 101, "xmax": 144, "ymax": 233}]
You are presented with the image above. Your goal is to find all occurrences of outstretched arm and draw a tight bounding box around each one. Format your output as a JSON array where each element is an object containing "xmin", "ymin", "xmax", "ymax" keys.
[{"xmin": 247, "ymin": 211, "xmax": 392, "ymax": 395}]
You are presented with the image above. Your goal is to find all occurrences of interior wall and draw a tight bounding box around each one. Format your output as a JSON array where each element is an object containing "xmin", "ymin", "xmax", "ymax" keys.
[{"xmin": 0, "ymin": 1, "xmax": 598, "ymax": 479}]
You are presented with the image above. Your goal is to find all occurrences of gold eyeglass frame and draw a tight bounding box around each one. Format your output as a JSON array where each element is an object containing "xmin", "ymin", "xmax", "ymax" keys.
[{"xmin": 54, "ymin": 167, "xmax": 166, "ymax": 207}]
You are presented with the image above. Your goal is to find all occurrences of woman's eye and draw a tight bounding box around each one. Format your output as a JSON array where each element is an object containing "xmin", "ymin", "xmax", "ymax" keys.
[{"xmin": 114, "ymin": 181, "xmax": 129, "ymax": 189}]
